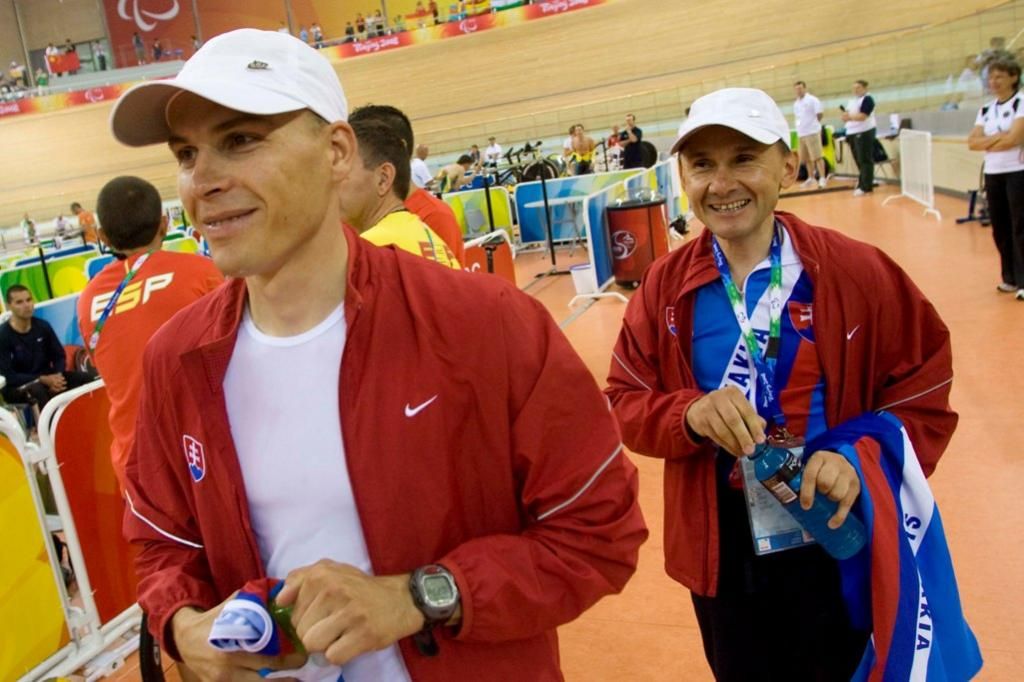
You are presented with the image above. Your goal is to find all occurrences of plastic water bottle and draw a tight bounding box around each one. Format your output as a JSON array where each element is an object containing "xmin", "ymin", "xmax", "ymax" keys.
[{"xmin": 749, "ymin": 444, "xmax": 867, "ymax": 559}]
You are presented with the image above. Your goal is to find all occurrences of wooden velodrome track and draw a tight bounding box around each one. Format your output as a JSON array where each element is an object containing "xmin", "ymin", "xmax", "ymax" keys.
[
  {"xmin": 0, "ymin": 0, "xmax": 1013, "ymax": 227},
  {"xmin": 3, "ymin": 0, "xmax": 1022, "ymax": 678}
]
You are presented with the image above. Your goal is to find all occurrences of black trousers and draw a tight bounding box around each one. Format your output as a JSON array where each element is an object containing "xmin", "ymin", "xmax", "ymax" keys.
[
  {"xmin": 691, "ymin": 478, "xmax": 868, "ymax": 681},
  {"xmin": 985, "ymin": 170, "xmax": 1024, "ymax": 288},
  {"xmin": 4, "ymin": 371, "xmax": 94, "ymax": 409},
  {"xmin": 848, "ymin": 128, "xmax": 877, "ymax": 192}
]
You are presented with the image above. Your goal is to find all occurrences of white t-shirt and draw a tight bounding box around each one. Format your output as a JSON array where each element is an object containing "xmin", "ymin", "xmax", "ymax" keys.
[
  {"xmin": 224, "ymin": 304, "xmax": 410, "ymax": 682},
  {"xmin": 976, "ymin": 91, "xmax": 1024, "ymax": 174},
  {"xmin": 485, "ymin": 143, "xmax": 502, "ymax": 163},
  {"xmin": 793, "ymin": 93, "xmax": 823, "ymax": 137},
  {"xmin": 845, "ymin": 94, "xmax": 877, "ymax": 135},
  {"xmin": 410, "ymin": 157, "xmax": 433, "ymax": 188}
]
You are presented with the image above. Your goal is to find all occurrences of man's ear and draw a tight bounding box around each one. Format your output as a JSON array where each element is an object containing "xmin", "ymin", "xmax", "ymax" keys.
[
  {"xmin": 328, "ymin": 121, "xmax": 358, "ymax": 183},
  {"xmin": 159, "ymin": 214, "xmax": 169, "ymax": 239},
  {"xmin": 778, "ymin": 146, "xmax": 799, "ymax": 190},
  {"xmin": 377, "ymin": 162, "xmax": 397, "ymax": 198}
]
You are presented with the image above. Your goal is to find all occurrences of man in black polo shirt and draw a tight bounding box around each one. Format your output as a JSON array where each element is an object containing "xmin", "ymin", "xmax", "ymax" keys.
[
  {"xmin": 0, "ymin": 285, "xmax": 92, "ymax": 408},
  {"xmin": 619, "ymin": 112, "xmax": 644, "ymax": 168}
]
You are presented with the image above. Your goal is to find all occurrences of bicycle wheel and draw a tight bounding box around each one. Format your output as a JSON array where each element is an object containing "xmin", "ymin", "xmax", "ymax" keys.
[{"xmin": 521, "ymin": 159, "xmax": 558, "ymax": 182}]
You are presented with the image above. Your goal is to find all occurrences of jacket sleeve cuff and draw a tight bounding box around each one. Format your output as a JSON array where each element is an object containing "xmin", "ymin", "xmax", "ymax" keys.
[
  {"xmin": 438, "ymin": 558, "xmax": 474, "ymax": 641},
  {"xmin": 152, "ymin": 598, "xmax": 214, "ymax": 662},
  {"xmin": 671, "ymin": 392, "xmax": 709, "ymax": 452}
]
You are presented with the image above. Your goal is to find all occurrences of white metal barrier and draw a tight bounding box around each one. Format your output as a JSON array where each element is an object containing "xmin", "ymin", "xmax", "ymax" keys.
[{"xmin": 882, "ymin": 129, "xmax": 942, "ymax": 221}]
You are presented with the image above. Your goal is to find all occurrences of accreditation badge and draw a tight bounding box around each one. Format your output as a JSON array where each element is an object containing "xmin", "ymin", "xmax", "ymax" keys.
[{"xmin": 740, "ymin": 430, "xmax": 817, "ymax": 556}]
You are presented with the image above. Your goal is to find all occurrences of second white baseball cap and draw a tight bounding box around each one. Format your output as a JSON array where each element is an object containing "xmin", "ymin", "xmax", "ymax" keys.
[
  {"xmin": 110, "ymin": 28, "xmax": 347, "ymax": 147},
  {"xmin": 671, "ymin": 88, "xmax": 791, "ymax": 154}
]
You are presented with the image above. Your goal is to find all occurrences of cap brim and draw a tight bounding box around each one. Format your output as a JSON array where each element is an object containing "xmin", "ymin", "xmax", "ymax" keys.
[
  {"xmin": 110, "ymin": 78, "xmax": 308, "ymax": 147},
  {"xmin": 670, "ymin": 118, "xmax": 783, "ymax": 155}
]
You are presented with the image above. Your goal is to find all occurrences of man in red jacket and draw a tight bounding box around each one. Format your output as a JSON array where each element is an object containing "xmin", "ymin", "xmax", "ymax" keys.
[
  {"xmin": 110, "ymin": 28, "xmax": 645, "ymax": 681},
  {"xmin": 606, "ymin": 88, "xmax": 956, "ymax": 681}
]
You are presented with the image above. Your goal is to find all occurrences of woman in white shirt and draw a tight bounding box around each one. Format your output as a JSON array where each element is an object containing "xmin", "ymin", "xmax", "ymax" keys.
[{"xmin": 968, "ymin": 57, "xmax": 1024, "ymax": 299}]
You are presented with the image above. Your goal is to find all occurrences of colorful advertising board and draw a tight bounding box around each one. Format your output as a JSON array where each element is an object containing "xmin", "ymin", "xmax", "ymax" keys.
[{"xmin": 0, "ymin": 432, "xmax": 70, "ymax": 680}]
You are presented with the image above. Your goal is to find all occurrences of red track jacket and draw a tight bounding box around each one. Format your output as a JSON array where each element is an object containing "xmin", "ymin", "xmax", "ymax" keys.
[
  {"xmin": 123, "ymin": 228, "xmax": 647, "ymax": 679},
  {"xmin": 606, "ymin": 212, "xmax": 956, "ymax": 597}
]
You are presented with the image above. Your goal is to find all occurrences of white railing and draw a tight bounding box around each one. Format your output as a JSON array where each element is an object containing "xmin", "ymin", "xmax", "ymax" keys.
[{"xmin": 883, "ymin": 129, "xmax": 942, "ymax": 221}]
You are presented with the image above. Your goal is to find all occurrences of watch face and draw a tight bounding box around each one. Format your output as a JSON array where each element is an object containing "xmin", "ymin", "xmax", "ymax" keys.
[{"xmin": 423, "ymin": 574, "xmax": 454, "ymax": 604}]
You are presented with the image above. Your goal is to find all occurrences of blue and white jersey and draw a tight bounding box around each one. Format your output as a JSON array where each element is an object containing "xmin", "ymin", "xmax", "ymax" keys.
[{"xmin": 692, "ymin": 228, "xmax": 828, "ymax": 443}]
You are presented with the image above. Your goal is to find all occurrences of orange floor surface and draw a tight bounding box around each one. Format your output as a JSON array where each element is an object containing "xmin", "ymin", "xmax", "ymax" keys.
[{"xmin": 103, "ymin": 185, "xmax": 1020, "ymax": 681}]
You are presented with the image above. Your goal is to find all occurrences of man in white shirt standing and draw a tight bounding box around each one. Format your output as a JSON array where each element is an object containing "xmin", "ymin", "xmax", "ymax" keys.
[
  {"xmin": 484, "ymin": 136, "xmax": 502, "ymax": 168},
  {"xmin": 842, "ymin": 79, "xmax": 878, "ymax": 197},
  {"xmin": 409, "ymin": 144, "xmax": 433, "ymax": 189},
  {"xmin": 793, "ymin": 80, "xmax": 827, "ymax": 189}
]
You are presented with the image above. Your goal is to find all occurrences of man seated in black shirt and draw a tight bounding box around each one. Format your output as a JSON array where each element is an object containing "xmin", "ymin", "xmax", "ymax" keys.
[{"xmin": 0, "ymin": 285, "xmax": 93, "ymax": 408}]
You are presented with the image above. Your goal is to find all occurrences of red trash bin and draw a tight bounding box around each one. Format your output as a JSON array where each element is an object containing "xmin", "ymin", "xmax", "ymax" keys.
[{"xmin": 606, "ymin": 198, "xmax": 669, "ymax": 286}]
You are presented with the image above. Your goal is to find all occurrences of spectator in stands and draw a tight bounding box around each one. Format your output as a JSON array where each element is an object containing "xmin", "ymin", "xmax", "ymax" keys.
[
  {"xmin": 299, "ymin": 25, "xmax": 309, "ymax": 44},
  {"xmin": 793, "ymin": 80, "xmax": 827, "ymax": 188},
  {"xmin": 353, "ymin": 104, "xmax": 467, "ymax": 264},
  {"xmin": 34, "ymin": 67, "xmax": 48, "ymax": 88},
  {"xmin": 9, "ymin": 60, "xmax": 27, "ymax": 86},
  {"xmin": 430, "ymin": 0, "xmax": 440, "ymax": 24},
  {"xmin": 570, "ymin": 124, "xmax": 596, "ymax": 175},
  {"xmin": 44, "ymin": 43, "xmax": 59, "ymax": 76},
  {"xmin": 393, "ymin": 14, "xmax": 407, "ymax": 33},
  {"xmin": 153, "ymin": 38, "xmax": 164, "ymax": 62},
  {"xmin": 312, "ymin": 22, "xmax": 324, "ymax": 48},
  {"xmin": 92, "ymin": 41, "xmax": 107, "ymax": 71},
  {"xmin": 356, "ymin": 13, "xmax": 367, "ymax": 37},
  {"xmin": 618, "ymin": 113, "xmax": 644, "ymax": 168},
  {"xmin": 841, "ymin": 79, "xmax": 877, "ymax": 196},
  {"xmin": 77, "ymin": 176, "xmax": 223, "ymax": 489},
  {"xmin": 484, "ymin": 136, "xmax": 503, "ymax": 167},
  {"xmin": 344, "ymin": 21, "xmax": 355, "ymax": 42},
  {"xmin": 372, "ymin": 10, "xmax": 386, "ymax": 37},
  {"xmin": 968, "ymin": 56, "xmax": 1024, "ymax": 299},
  {"xmin": 340, "ymin": 113, "xmax": 461, "ymax": 269},
  {"xmin": 0, "ymin": 285, "xmax": 93, "ymax": 409},
  {"xmin": 108, "ymin": 30, "xmax": 643, "ymax": 678},
  {"xmin": 411, "ymin": 143, "xmax": 433, "ymax": 188},
  {"xmin": 435, "ymin": 155, "xmax": 476, "ymax": 193},
  {"xmin": 63, "ymin": 38, "xmax": 76, "ymax": 55},
  {"xmin": 132, "ymin": 32, "xmax": 146, "ymax": 65},
  {"xmin": 70, "ymin": 202, "xmax": 98, "ymax": 245},
  {"xmin": 468, "ymin": 143, "xmax": 482, "ymax": 169},
  {"xmin": 977, "ymin": 36, "xmax": 1011, "ymax": 95}
]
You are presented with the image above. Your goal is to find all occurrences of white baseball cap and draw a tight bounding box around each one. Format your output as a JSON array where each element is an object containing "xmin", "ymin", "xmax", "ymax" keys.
[
  {"xmin": 671, "ymin": 88, "xmax": 791, "ymax": 155},
  {"xmin": 110, "ymin": 28, "xmax": 347, "ymax": 146}
]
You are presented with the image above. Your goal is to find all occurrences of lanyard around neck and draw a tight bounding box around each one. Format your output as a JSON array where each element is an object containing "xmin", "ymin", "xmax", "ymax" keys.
[
  {"xmin": 87, "ymin": 250, "xmax": 155, "ymax": 355},
  {"xmin": 710, "ymin": 224, "xmax": 786, "ymax": 427}
]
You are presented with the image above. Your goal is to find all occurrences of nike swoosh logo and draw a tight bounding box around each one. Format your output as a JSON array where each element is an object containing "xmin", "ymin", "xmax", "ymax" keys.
[
  {"xmin": 404, "ymin": 395, "xmax": 438, "ymax": 417},
  {"xmin": 846, "ymin": 325, "xmax": 861, "ymax": 341}
]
